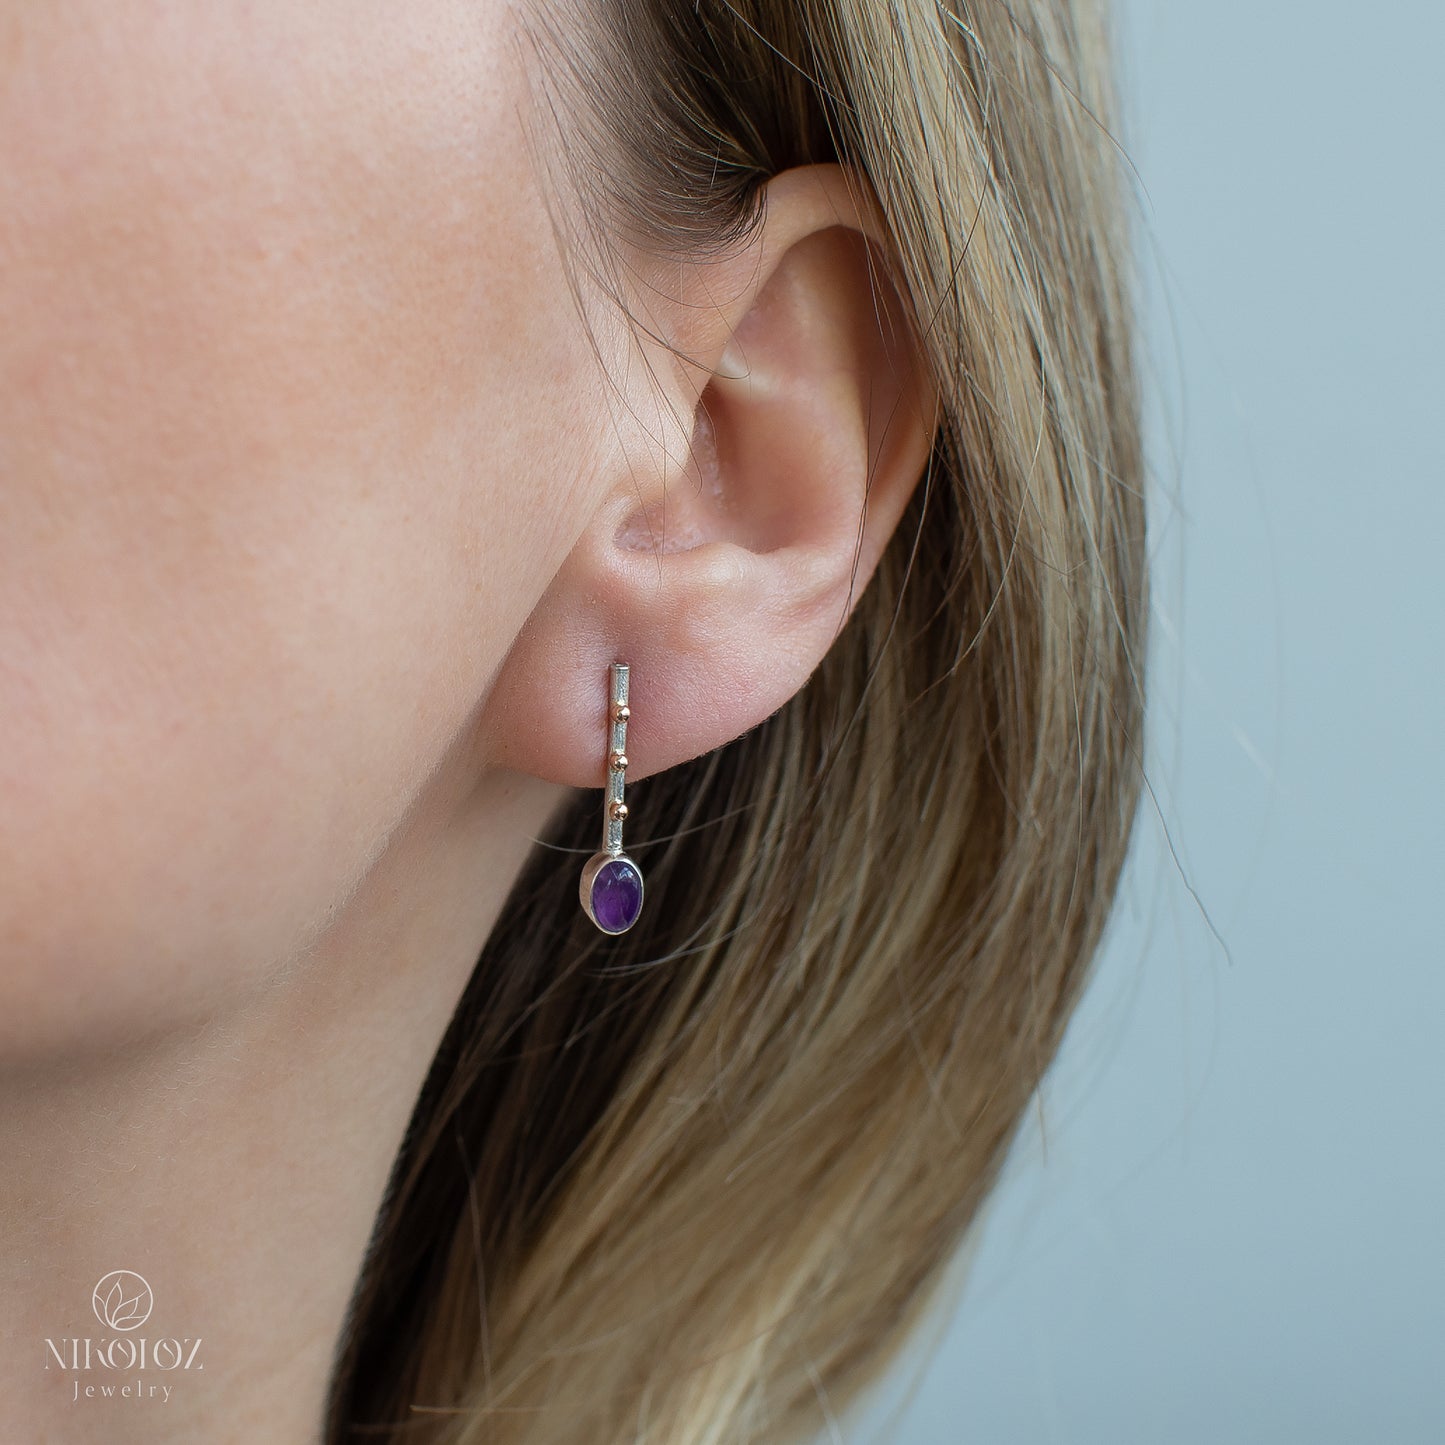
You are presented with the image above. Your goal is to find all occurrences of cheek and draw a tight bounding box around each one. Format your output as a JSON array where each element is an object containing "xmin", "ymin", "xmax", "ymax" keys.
[{"xmin": 0, "ymin": 1, "xmax": 591, "ymax": 1059}]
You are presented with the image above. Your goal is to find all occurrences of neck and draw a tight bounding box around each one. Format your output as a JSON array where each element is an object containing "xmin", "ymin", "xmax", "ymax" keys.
[{"xmin": 1, "ymin": 764, "xmax": 568, "ymax": 1444}]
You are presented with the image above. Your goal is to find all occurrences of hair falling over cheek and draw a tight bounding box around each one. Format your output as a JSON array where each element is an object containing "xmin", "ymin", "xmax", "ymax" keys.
[{"xmin": 325, "ymin": 1, "xmax": 1149, "ymax": 1441}]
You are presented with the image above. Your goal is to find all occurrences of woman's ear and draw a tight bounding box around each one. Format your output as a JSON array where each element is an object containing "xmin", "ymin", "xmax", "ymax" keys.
[{"xmin": 485, "ymin": 163, "xmax": 938, "ymax": 787}]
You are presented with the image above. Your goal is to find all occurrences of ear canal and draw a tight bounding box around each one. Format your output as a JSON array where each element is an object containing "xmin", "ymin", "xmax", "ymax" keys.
[{"xmin": 613, "ymin": 403, "xmax": 727, "ymax": 556}]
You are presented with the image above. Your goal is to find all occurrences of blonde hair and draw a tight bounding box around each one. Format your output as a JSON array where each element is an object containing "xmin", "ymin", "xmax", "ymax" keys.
[{"xmin": 326, "ymin": 0, "xmax": 1147, "ymax": 1440}]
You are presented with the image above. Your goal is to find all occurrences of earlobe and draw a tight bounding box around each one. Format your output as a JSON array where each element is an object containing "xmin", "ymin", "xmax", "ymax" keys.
[{"xmin": 483, "ymin": 164, "xmax": 937, "ymax": 792}]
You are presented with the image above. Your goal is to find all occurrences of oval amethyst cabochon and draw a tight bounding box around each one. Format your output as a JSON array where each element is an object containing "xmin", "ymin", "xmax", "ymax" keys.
[{"xmin": 590, "ymin": 857, "xmax": 643, "ymax": 934}]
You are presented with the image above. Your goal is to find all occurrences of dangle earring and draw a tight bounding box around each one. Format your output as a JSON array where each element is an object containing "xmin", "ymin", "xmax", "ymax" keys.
[{"xmin": 579, "ymin": 661, "xmax": 645, "ymax": 934}]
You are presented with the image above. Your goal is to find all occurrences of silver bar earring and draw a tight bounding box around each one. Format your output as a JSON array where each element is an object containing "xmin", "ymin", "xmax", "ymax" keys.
[{"xmin": 579, "ymin": 661, "xmax": 644, "ymax": 934}]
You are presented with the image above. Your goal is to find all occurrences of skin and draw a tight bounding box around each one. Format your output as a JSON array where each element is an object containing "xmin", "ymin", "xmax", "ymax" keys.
[{"xmin": 0, "ymin": 2, "xmax": 936, "ymax": 1440}]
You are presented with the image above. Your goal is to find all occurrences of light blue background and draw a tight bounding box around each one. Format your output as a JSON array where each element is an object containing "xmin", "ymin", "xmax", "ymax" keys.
[{"xmin": 834, "ymin": 4, "xmax": 1445, "ymax": 1441}]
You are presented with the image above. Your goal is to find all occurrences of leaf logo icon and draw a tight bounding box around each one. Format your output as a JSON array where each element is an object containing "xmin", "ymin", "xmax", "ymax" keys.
[{"xmin": 92, "ymin": 1271, "xmax": 154, "ymax": 1332}]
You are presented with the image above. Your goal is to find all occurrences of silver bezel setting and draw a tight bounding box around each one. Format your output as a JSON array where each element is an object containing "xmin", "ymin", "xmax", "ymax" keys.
[
  {"xmin": 579, "ymin": 661, "xmax": 643, "ymax": 934},
  {"xmin": 578, "ymin": 849, "xmax": 645, "ymax": 934}
]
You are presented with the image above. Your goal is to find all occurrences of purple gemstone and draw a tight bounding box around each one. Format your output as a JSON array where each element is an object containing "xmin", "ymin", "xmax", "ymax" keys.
[{"xmin": 591, "ymin": 857, "xmax": 643, "ymax": 933}]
